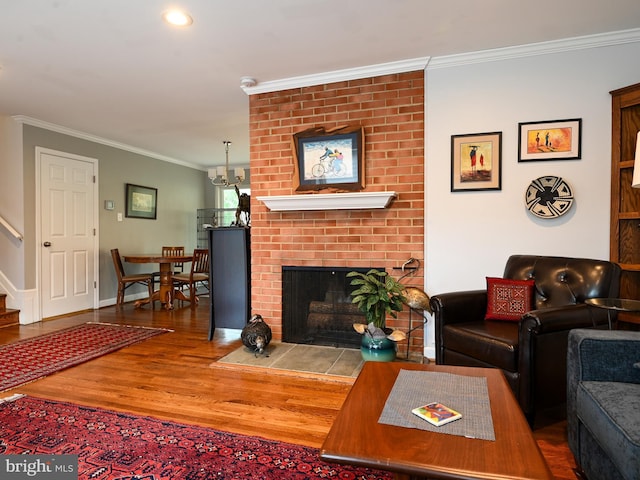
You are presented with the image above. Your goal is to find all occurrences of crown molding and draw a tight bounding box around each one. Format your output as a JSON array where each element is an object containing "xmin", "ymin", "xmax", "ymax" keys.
[
  {"xmin": 241, "ymin": 57, "xmax": 429, "ymax": 95},
  {"xmin": 242, "ymin": 28, "xmax": 640, "ymax": 92},
  {"xmin": 428, "ymin": 28, "xmax": 640, "ymax": 69},
  {"xmin": 12, "ymin": 115, "xmax": 205, "ymax": 171}
]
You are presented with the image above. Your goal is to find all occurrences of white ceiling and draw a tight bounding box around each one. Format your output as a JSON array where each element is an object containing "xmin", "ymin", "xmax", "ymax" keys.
[{"xmin": 1, "ymin": 0, "xmax": 640, "ymax": 170}]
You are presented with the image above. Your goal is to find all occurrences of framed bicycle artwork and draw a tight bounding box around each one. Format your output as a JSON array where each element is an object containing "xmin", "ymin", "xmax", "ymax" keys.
[{"xmin": 292, "ymin": 125, "xmax": 365, "ymax": 192}]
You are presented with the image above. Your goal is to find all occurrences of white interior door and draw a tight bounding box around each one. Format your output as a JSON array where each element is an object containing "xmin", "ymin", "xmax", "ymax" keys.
[{"xmin": 39, "ymin": 149, "xmax": 97, "ymax": 318}]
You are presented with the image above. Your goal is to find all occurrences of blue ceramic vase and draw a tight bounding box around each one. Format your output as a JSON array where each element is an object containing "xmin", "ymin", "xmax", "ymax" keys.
[{"xmin": 360, "ymin": 334, "xmax": 397, "ymax": 362}]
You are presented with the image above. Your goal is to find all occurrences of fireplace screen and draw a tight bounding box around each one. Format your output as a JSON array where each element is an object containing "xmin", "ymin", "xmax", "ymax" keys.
[{"xmin": 282, "ymin": 266, "xmax": 383, "ymax": 348}]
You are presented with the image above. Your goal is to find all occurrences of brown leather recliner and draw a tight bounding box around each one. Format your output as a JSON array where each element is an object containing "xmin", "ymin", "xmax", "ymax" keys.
[{"xmin": 429, "ymin": 254, "xmax": 621, "ymax": 425}]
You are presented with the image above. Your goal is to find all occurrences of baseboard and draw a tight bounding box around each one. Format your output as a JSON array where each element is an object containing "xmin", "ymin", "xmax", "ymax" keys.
[
  {"xmin": 98, "ymin": 291, "xmax": 149, "ymax": 309},
  {"xmin": 0, "ymin": 272, "xmax": 38, "ymax": 324}
]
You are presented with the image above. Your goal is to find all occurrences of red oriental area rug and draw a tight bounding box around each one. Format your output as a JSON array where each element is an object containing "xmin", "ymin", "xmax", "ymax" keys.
[
  {"xmin": 0, "ymin": 396, "xmax": 393, "ymax": 480},
  {"xmin": 0, "ymin": 323, "xmax": 170, "ymax": 392}
]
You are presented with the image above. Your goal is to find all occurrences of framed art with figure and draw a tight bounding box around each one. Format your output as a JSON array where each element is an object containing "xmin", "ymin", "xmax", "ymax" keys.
[
  {"xmin": 125, "ymin": 183, "xmax": 157, "ymax": 219},
  {"xmin": 451, "ymin": 131, "xmax": 502, "ymax": 192},
  {"xmin": 292, "ymin": 125, "xmax": 364, "ymax": 192},
  {"xmin": 518, "ymin": 118, "xmax": 582, "ymax": 162}
]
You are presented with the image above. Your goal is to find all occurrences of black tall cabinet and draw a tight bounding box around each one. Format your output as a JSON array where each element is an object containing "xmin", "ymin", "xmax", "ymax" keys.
[{"xmin": 207, "ymin": 227, "xmax": 251, "ymax": 340}]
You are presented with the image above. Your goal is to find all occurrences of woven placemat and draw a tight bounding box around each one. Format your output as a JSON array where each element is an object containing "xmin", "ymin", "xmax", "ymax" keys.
[{"xmin": 378, "ymin": 369, "xmax": 496, "ymax": 441}]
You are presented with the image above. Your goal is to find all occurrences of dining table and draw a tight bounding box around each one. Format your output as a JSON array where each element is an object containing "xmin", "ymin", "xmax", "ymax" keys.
[{"xmin": 123, "ymin": 253, "xmax": 193, "ymax": 310}]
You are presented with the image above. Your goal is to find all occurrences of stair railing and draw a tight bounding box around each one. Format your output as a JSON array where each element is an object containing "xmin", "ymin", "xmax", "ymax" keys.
[{"xmin": 0, "ymin": 214, "xmax": 23, "ymax": 241}]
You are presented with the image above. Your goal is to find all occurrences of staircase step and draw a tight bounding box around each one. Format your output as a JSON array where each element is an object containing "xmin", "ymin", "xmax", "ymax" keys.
[{"xmin": 0, "ymin": 309, "xmax": 19, "ymax": 328}]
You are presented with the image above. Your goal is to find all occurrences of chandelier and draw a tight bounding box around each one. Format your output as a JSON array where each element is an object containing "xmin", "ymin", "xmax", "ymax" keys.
[{"xmin": 208, "ymin": 140, "xmax": 246, "ymax": 187}]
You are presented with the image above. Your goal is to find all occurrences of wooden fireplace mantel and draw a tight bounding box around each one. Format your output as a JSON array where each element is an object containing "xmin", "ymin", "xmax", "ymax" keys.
[{"xmin": 257, "ymin": 191, "xmax": 397, "ymax": 211}]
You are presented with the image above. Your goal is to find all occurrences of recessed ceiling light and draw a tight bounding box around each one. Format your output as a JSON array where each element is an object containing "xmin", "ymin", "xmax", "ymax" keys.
[{"xmin": 162, "ymin": 9, "xmax": 193, "ymax": 27}]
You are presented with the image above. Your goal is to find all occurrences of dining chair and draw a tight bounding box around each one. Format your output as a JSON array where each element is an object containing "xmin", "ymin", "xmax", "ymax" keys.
[
  {"xmin": 152, "ymin": 246, "xmax": 185, "ymax": 291},
  {"xmin": 110, "ymin": 248, "xmax": 154, "ymax": 308},
  {"xmin": 173, "ymin": 248, "xmax": 209, "ymax": 307}
]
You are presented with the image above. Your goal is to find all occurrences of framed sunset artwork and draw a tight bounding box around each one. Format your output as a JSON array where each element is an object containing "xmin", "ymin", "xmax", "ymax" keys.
[{"xmin": 518, "ymin": 118, "xmax": 582, "ymax": 162}]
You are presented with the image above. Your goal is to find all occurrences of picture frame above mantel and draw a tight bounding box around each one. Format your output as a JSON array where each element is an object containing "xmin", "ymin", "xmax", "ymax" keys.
[{"xmin": 292, "ymin": 125, "xmax": 365, "ymax": 192}]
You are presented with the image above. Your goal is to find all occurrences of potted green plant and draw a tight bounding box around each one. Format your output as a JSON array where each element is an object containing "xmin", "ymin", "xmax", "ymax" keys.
[{"xmin": 347, "ymin": 269, "xmax": 407, "ymax": 361}]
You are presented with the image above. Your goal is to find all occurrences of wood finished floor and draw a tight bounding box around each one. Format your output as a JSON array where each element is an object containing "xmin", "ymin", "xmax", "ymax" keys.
[{"xmin": 0, "ymin": 298, "xmax": 576, "ymax": 479}]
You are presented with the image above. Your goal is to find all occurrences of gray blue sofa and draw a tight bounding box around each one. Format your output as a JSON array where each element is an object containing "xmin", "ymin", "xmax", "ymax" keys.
[{"xmin": 567, "ymin": 329, "xmax": 640, "ymax": 480}]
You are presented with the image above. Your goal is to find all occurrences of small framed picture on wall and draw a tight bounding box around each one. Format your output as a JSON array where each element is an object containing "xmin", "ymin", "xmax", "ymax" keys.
[
  {"xmin": 125, "ymin": 183, "xmax": 157, "ymax": 220},
  {"xmin": 451, "ymin": 131, "xmax": 502, "ymax": 192},
  {"xmin": 518, "ymin": 118, "xmax": 582, "ymax": 162}
]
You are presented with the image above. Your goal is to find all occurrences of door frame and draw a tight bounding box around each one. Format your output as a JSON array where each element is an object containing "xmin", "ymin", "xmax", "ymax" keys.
[{"xmin": 35, "ymin": 146, "xmax": 100, "ymax": 320}]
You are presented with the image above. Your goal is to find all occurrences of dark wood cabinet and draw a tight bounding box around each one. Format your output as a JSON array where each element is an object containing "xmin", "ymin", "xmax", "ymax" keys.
[
  {"xmin": 610, "ymin": 83, "xmax": 640, "ymax": 320},
  {"xmin": 208, "ymin": 227, "xmax": 251, "ymax": 339}
]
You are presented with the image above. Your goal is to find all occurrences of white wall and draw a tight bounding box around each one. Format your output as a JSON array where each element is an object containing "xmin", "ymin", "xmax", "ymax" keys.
[
  {"xmin": 0, "ymin": 117, "xmax": 25, "ymax": 288},
  {"xmin": 0, "ymin": 116, "xmax": 27, "ymax": 318},
  {"xmin": 424, "ymin": 40, "xmax": 640, "ymax": 358}
]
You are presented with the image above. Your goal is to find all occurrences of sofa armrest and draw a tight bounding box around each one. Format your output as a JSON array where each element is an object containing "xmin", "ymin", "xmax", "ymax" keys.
[
  {"xmin": 568, "ymin": 329, "xmax": 640, "ymax": 384},
  {"xmin": 567, "ymin": 329, "xmax": 640, "ymax": 454}
]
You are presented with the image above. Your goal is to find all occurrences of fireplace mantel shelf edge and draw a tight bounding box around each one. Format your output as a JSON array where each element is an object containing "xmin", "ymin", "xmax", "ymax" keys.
[{"xmin": 257, "ymin": 191, "xmax": 397, "ymax": 211}]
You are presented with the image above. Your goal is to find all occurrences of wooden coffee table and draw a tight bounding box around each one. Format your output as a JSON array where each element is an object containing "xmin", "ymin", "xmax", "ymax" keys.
[{"xmin": 320, "ymin": 362, "xmax": 553, "ymax": 480}]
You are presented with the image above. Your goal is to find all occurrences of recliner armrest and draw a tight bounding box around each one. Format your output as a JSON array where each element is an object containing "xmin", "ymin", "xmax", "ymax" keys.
[
  {"xmin": 517, "ymin": 303, "xmax": 608, "ymax": 420},
  {"xmin": 430, "ymin": 290, "xmax": 488, "ymax": 326},
  {"xmin": 520, "ymin": 303, "xmax": 607, "ymax": 334},
  {"xmin": 431, "ymin": 290, "xmax": 488, "ymax": 365}
]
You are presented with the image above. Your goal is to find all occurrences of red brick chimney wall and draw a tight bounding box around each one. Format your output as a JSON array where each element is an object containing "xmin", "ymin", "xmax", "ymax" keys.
[{"xmin": 248, "ymin": 71, "xmax": 425, "ymax": 355}]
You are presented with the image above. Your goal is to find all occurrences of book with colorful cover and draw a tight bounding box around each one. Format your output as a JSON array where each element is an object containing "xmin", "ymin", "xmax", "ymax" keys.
[{"xmin": 411, "ymin": 402, "xmax": 462, "ymax": 427}]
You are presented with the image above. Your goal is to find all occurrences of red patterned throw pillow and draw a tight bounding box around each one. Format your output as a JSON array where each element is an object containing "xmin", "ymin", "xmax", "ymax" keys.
[{"xmin": 485, "ymin": 277, "xmax": 535, "ymax": 321}]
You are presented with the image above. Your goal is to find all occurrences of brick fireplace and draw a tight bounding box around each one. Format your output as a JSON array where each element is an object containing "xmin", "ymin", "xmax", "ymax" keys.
[{"xmin": 248, "ymin": 71, "xmax": 425, "ymax": 356}]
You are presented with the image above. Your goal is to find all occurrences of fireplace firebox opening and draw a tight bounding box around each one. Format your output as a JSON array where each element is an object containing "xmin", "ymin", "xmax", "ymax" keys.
[{"xmin": 282, "ymin": 266, "xmax": 385, "ymax": 348}]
